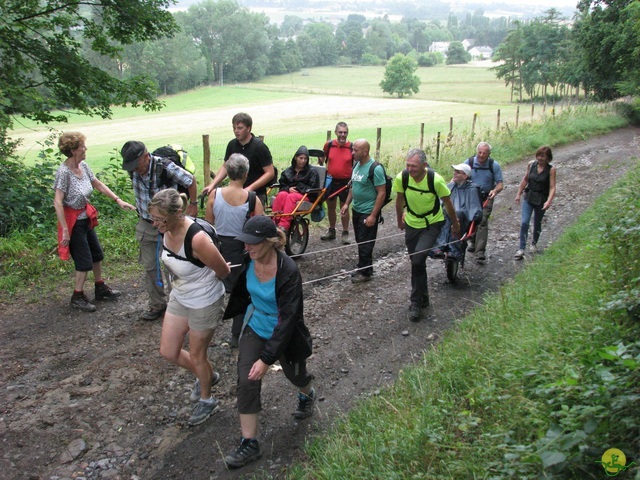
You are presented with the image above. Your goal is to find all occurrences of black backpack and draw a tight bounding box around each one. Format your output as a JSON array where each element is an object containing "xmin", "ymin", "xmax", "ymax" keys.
[
  {"xmin": 163, "ymin": 217, "xmax": 222, "ymax": 268},
  {"xmin": 368, "ymin": 161, "xmax": 393, "ymax": 206},
  {"xmin": 152, "ymin": 145, "xmax": 195, "ymax": 198},
  {"xmin": 400, "ymin": 168, "xmax": 441, "ymax": 226}
]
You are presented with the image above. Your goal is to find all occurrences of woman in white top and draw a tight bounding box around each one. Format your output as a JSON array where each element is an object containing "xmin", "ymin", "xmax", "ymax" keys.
[
  {"xmin": 149, "ymin": 188, "xmax": 230, "ymax": 427},
  {"xmin": 206, "ymin": 153, "xmax": 263, "ymax": 346}
]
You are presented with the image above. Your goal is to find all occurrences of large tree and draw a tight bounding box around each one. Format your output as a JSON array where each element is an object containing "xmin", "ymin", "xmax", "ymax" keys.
[
  {"xmin": 0, "ymin": 0, "xmax": 178, "ymax": 148},
  {"xmin": 574, "ymin": 0, "xmax": 640, "ymax": 99},
  {"xmin": 185, "ymin": 0, "xmax": 270, "ymax": 84},
  {"xmin": 380, "ymin": 53, "xmax": 420, "ymax": 98}
]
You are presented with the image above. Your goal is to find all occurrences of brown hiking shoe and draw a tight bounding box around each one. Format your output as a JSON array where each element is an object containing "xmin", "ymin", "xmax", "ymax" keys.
[
  {"xmin": 95, "ymin": 282, "xmax": 121, "ymax": 301},
  {"xmin": 70, "ymin": 291, "xmax": 96, "ymax": 312}
]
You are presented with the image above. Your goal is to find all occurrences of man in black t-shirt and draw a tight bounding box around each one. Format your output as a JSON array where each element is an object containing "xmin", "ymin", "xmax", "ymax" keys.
[{"xmin": 202, "ymin": 112, "xmax": 274, "ymax": 204}]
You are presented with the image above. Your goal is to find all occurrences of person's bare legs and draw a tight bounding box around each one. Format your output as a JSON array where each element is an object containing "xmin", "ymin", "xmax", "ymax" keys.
[{"xmin": 160, "ymin": 312, "xmax": 214, "ymax": 398}]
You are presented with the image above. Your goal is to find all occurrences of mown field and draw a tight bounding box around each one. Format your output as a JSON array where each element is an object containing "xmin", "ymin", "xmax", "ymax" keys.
[{"xmin": 12, "ymin": 63, "xmax": 561, "ymax": 185}]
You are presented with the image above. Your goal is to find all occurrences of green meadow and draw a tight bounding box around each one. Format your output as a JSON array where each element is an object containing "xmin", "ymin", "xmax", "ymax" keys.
[{"xmin": 12, "ymin": 64, "xmax": 557, "ymax": 185}]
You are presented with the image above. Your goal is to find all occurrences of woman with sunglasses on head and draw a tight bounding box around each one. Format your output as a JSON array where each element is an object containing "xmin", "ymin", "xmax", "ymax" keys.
[
  {"xmin": 148, "ymin": 189, "xmax": 230, "ymax": 426},
  {"xmin": 222, "ymin": 215, "xmax": 314, "ymax": 469},
  {"xmin": 514, "ymin": 145, "xmax": 557, "ymax": 260},
  {"xmin": 54, "ymin": 131, "xmax": 135, "ymax": 312}
]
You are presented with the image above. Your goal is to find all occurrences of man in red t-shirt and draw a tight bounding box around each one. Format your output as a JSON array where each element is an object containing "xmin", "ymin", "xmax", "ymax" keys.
[{"xmin": 319, "ymin": 122, "xmax": 353, "ymax": 244}]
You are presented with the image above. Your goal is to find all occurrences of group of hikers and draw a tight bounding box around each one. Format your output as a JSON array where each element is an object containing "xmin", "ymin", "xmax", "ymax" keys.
[{"xmin": 53, "ymin": 112, "xmax": 556, "ymax": 469}]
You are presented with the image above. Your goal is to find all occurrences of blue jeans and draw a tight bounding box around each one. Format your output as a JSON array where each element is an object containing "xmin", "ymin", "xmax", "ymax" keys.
[{"xmin": 519, "ymin": 199, "xmax": 546, "ymax": 249}]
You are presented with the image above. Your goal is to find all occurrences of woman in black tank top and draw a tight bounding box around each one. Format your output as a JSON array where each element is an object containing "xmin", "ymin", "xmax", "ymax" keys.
[{"xmin": 514, "ymin": 146, "xmax": 557, "ymax": 259}]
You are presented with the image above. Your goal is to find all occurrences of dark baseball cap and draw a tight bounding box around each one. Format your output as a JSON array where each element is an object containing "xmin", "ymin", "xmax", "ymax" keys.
[
  {"xmin": 235, "ymin": 215, "xmax": 277, "ymax": 244},
  {"xmin": 121, "ymin": 140, "xmax": 147, "ymax": 172}
]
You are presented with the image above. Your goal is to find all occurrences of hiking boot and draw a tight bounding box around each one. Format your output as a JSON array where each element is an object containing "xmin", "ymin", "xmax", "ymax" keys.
[
  {"xmin": 476, "ymin": 252, "xmax": 486, "ymax": 264},
  {"xmin": 467, "ymin": 242, "xmax": 476, "ymax": 253},
  {"xmin": 341, "ymin": 230, "xmax": 350, "ymax": 245},
  {"xmin": 530, "ymin": 243, "xmax": 538, "ymax": 254},
  {"xmin": 190, "ymin": 371, "xmax": 221, "ymax": 403},
  {"xmin": 225, "ymin": 438, "xmax": 262, "ymax": 468},
  {"xmin": 228, "ymin": 334, "xmax": 239, "ymax": 349},
  {"xmin": 139, "ymin": 307, "xmax": 166, "ymax": 321},
  {"xmin": 320, "ymin": 228, "xmax": 336, "ymax": 241},
  {"xmin": 94, "ymin": 282, "xmax": 121, "ymax": 301},
  {"xmin": 187, "ymin": 398, "xmax": 220, "ymax": 426},
  {"xmin": 408, "ymin": 304, "xmax": 422, "ymax": 322},
  {"xmin": 351, "ymin": 272, "xmax": 371, "ymax": 284},
  {"xmin": 70, "ymin": 291, "xmax": 96, "ymax": 312},
  {"xmin": 514, "ymin": 249, "xmax": 525, "ymax": 260},
  {"xmin": 294, "ymin": 388, "xmax": 316, "ymax": 419}
]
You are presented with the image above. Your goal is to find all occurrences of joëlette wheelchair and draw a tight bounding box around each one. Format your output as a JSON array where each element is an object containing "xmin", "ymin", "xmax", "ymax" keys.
[{"xmin": 266, "ymin": 149, "xmax": 331, "ymax": 256}]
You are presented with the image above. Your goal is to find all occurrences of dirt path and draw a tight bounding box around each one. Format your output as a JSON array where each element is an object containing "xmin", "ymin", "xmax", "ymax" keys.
[{"xmin": 1, "ymin": 127, "xmax": 638, "ymax": 480}]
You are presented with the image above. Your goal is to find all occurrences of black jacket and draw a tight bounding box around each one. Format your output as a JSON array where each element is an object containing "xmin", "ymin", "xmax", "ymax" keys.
[
  {"xmin": 278, "ymin": 146, "xmax": 320, "ymax": 198},
  {"xmin": 223, "ymin": 250, "xmax": 312, "ymax": 364}
]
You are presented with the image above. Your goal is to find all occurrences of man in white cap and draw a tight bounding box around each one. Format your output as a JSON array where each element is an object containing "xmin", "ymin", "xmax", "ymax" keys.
[
  {"xmin": 431, "ymin": 163, "xmax": 484, "ymax": 260},
  {"xmin": 393, "ymin": 148, "xmax": 460, "ymax": 322}
]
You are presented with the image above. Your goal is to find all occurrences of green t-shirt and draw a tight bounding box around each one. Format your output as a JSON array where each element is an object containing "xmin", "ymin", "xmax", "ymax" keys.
[
  {"xmin": 392, "ymin": 170, "xmax": 450, "ymax": 229},
  {"xmin": 351, "ymin": 158, "xmax": 386, "ymax": 214}
]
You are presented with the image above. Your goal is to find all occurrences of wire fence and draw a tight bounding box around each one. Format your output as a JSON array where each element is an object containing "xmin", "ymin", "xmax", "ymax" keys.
[{"xmin": 198, "ymin": 99, "xmax": 618, "ymax": 188}]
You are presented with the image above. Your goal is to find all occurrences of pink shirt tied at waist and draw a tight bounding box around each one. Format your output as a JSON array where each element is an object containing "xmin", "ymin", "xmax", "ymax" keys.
[{"xmin": 57, "ymin": 203, "xmax": 99, "ymax": 260}]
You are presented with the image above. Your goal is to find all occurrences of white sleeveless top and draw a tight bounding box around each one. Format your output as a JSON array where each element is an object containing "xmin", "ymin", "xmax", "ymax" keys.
[
  {"xmin": 212, "ymin": 188, "xmax": 250, "ymax": 236},
  {"xmin": 161, "ymin": 239, "xmax": 225, "ymax": 309}
]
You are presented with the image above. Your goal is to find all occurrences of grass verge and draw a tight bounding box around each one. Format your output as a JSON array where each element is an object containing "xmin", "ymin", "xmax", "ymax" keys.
[{"xmin": 289, "ymin": 166, "xmax": 640, "ymax": 479}]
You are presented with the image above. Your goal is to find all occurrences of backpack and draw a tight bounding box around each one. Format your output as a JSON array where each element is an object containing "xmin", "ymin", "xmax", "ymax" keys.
[
  {"xmin": 400, "ymin": 168, "xmax": 441, "ymax": 226},
  {"xmin": 152, "ymin": 145, "xmax": 196, "ymax": 198},
  {"xmin": 324, "ymin": 140, "xmax": 354, "ymax": 166},
  {"xmin": 465, "ymin": 156, "xmax": 495, "ymax": 196},
  {"xmin": 366, "ymin": 161, "xmax": 393, "ymax": 223},
  {"xmin": 163, "ymin": 217, "xmax": 222, "ymax": 268}
]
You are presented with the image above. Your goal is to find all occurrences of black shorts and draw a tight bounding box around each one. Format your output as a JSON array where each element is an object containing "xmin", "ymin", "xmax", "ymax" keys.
[
  {"xmin": 69, "ymin": 218, "xmax": 104, "ymax": 272},
  {"xmin": 325, "ymin": 178, "xmax": 350, "ymax": 203}
]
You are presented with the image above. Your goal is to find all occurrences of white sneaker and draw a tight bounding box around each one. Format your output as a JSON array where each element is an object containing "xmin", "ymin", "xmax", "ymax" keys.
[
  {"xmin": 514, "ymin": 249, "xmax": 525, "ymax": 260},
  {"xmin": 530, "ymin": 244, "xmax": 538, "ymax": 254}
]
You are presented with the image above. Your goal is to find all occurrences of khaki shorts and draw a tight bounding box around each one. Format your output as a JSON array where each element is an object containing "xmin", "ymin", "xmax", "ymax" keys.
[{"xmin": 166, "ymin": 295, "xmax": 225, "ymax": 332}]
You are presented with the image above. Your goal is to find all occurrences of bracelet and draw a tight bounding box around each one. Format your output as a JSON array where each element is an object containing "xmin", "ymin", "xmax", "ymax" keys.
[{"xmin": 189, "ymin": 201, "xmax": 197, "ymax": 205}]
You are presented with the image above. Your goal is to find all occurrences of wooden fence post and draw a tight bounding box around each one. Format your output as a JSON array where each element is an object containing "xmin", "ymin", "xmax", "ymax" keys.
[
  {"xmin": 496, "ymin": 109, "xmax": 501, "ymax": 130},
  {"xmin": 515, "ymin": 105, "xmax": 520, "ymax": 128},
  {"xmin": 448, "ymin": 117, "xmax": 453, "ymax": 142},
  {"xmin": 420, "ymin": 123, "xmax": 424, "ymax": 149},
  {"xmin": 375, "ymin": 128, "xmax": 381, "ymax": 161},
  {"xmin": 202, "ymin": 134, "xmax": 211, "ymax": 183},
  {"xmin": 531, "ymin": 103, "xmax": 535, "ymax": 121},
  {"xmin": 326, "ymin": 130, "xmax": 331, "ymax": 142},
  {"xmin": 436, "ymin": 132, "xmax": 441, "ymax": 161},
  {"xmin": 472, "ymin": 113, "xmax": 477, "ymax": 137}
]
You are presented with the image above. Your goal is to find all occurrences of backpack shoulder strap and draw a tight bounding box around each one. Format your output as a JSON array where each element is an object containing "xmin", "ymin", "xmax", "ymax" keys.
[
  {"xmin": 368, "ymin": 161, "xmax": 383, "ymax": 183},
  {"xmin": 402, "ymin": 169, "xmax": 409, "ymax": 192},
  {"xmin": 246, "ymin": 191, "xmax": 257, "ymax": 220},
  {"xmin": 182, "ymin": 222, "xmax": 204, "ymax": 267},
  {"xmin": 427, "ymin": 168, "xmax": 435, "ymax": 194}
]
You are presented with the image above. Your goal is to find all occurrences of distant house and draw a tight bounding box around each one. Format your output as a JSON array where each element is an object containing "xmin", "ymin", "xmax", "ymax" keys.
[
  {"xmin": 462, "ymin": 39, "xmax": 474, "ymax": 50},
  {"xmin": 468, "ymin": 46, "xmax": 494, "ymax": 60},
  {"xmin": 429, "ymin": 41, "xmax": 450, "ymax": 54}
]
